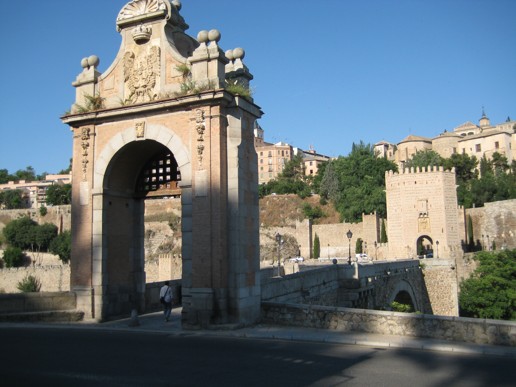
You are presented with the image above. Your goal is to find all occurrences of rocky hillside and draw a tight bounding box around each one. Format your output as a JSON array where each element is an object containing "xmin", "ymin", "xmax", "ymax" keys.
[{"xmin": 259, "ymin": 194, "xmax": 340, "ymax": 227}]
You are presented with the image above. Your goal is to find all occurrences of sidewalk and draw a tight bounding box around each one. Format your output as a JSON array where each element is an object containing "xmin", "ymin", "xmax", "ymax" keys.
[{"xmin": 83, "ymin": 308, "xmax": 516, "ymax": 358}]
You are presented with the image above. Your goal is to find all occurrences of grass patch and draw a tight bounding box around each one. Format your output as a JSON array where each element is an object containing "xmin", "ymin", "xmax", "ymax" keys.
[
  {"xmin": 75, "ymin": 93, "xmax": 105, "ymax": 113},
  {"xmin": 225, "ymin": 79, "xmax": 252, "ymax": 100}
]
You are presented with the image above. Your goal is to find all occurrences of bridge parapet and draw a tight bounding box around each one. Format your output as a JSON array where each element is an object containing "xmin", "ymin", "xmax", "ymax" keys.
[{"xmin": 261, "ymin": 260, "xmax": 430, "ymax": 313}]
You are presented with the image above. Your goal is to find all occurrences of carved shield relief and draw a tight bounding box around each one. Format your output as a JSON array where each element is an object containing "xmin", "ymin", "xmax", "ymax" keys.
[{"xmin": 123, "ymin": 45, "xmax": 161, "ymax": 104}]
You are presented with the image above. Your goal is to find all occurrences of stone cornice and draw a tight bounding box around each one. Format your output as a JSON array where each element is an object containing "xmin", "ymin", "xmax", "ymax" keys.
[{"xmin": 61, "ymin": 90, "xmax": 262, "ymax": 127}]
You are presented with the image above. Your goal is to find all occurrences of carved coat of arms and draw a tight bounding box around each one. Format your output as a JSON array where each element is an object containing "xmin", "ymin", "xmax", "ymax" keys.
[{"xmin": 124, "ymin": 46, "xmax": 161, "ymax": 103}]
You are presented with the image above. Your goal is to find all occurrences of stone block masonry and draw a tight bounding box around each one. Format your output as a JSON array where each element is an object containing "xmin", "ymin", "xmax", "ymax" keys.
[
  {"xmin": 262, "ymin": 302, "xmax": 516, "ymax": 347},
  {"xmin": 0, "ymin": 265, "xmax": 70, "ymax": 294}
]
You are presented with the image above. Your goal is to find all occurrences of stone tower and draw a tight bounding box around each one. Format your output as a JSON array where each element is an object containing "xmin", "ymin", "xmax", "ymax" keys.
[
  {"xmin": 62, "ymin": 0, "xmax": 263, "ymax": 328},
  {"xmin": 385, "ymin": 167, "xmax": 461, "ymax": 259}
]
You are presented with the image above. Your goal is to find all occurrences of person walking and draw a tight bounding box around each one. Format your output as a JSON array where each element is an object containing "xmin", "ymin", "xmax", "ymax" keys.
[{"xmin": 160, "ymin": 281, "xmax": 173, "ymax": 322}]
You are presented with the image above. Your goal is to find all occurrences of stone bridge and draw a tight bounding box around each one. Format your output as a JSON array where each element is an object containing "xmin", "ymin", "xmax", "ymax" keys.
[{"xmin": 261, "ymin": 260, "xmax": 437, "ymax": 314}]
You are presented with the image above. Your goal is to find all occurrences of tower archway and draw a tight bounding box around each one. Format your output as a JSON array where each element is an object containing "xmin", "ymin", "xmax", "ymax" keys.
[{"xmin": 416, "ymin": 235, "xmax": 433, "ymax": 258}]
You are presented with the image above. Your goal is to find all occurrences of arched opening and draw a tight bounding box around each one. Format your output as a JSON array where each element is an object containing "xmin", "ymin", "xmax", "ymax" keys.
[
  {"xmin": 101, "ymin": 140, "xmax": 182, "ymax": 317},
  {"xmin": 392, "ymin": 290, "xmax": 415, "ymax": 312},
  {"xmin": 388, "ymin": 280, "xmax": 419, "ymax": 313},
  {"xmin": 416, "ymin": 235, "xmax": 433, "ymax": 258}
]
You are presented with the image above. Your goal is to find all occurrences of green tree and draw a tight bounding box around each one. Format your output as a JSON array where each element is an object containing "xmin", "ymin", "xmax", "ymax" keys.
[
  {"xmin": 491, "ymin": 152, "xmax": 509, "ymax": 176},
  {"xmin": 3, "ymin": 217, "xmax": 57, "ymax": 252},
  {"xmin": 380, "ymin": 218, "xmax": 388, "ymax": 243},
  {"xmin": 355, "ymin": 238, "xmax": 363, "ymax": 254},
  {"xmin": 319, "ymin": 160, "xmax": 340, "ymax": 202},
  {"xmin": 444, "ymin": 153, "xmax": 478, "ymax": 183},
  {"xmin": 467, "ymin": 215, "xmax": 475, "ymax": 251},
  {"xmin": 404, "ymin": 150, "xmax": 444, "ymax": 170},
  {"xmin": 330, "ymin": 142, "xmax": 397, "ymax": 222},
  {"xmin": 311, "ymin": 161, "xmax": 327, "ymax": 194},
  {"xmin": 2, "ymin": 246, "xmax": 24, "ymax": 268},
  {"xmin": 260, "ymin": 155, "xmax": 311, "ymax": 198},
  {"xmin": 479, "ymin": 156, "xmax": 491, "ymax": 178},
  {"xmin": 14, "ymin": 166, "xmax": 36, "ymax": 181},
  {"xmin": 45, "ymin": 184, "xmax": 72, "ymax": 205},
  {"xmin": 281, "ymin": 154, "xmax": 305, "ymax": 180},
  {"xmin": 39, "ymin": 206, "xmax": 48, "ymax": 216},
  {"xmin": 313, "ymin": 233, "xmax": 320, "ymax": 259},
  {"xmin": 3, "ymin": 217, "xmax": 37, "ymax": 250},
  {"xmin": 442, "ymin": 153, "xmax": 479, "ymax": 207},
  {"xmin": 302, "ymin": 203, "xmax": 325, "ymax": 220},
  {"xmin": 49, "ymin": 230, "xmax": 71, "ymax": 263},
  {"xmin": 0, "ymin": 189, "xmax": 24, "ymax": 209},
  {"xmin": 459, "ymin": 250, "xmax": 516, "ymax": 320},
  {"xmin": 32, "ymin": 223, "xmax": 58, "ymax": 252},
  {"xmin": 0, "ymin": 169, "xmax": 14, "ymax": 184}
]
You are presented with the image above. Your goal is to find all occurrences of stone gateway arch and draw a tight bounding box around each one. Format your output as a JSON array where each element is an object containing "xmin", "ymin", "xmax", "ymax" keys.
[{"xmin": 61, "ymin": 0, "xmax": 262, "ymax": 328}]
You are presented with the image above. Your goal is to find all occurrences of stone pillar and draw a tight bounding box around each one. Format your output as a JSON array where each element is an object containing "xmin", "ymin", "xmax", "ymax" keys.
[
  {"xmin": 189, "ymin": 30, "xmax": 228, "ymax": 89},
  {"xmin": 71, "ymin": 56, "xmax": 101, "ymax": 114}
]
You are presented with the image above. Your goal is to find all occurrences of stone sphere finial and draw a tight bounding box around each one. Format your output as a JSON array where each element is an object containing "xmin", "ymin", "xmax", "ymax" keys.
[
  {"xmin": 197, "ymin": 30, "xmax": 209, "ymax": 43},
  {"xmin": 87, "ymin": 55, "xmax": 100, "ymax": 68},
  {"xmin": 225, "ymin": 50, "xmax": 234, "ymax": 61},
  {"xmin": 232, "ymin": 47, "xmax": 245, "ymax": 60},
  {"xmin": 81, "ymin": 57, "xmax": 89, "ymax": 69},
  {"xmin": 172, "ymin": 0, "xmax": 182, "ymax": 11},
  {"xmin": 208, "ymin": 29, "xmax": 221, "ymax": 43}
]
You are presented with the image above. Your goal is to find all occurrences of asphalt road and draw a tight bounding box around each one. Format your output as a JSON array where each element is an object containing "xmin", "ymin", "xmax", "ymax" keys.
[{"xmin": 0, "ymin": 327, "xmax": 513, "ymax": 387}]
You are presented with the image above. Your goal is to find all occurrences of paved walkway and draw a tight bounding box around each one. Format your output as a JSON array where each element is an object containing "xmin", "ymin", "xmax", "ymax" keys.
[{"xmin": 17, "ymin": 307, "xmax": 510, "ymax": 359}]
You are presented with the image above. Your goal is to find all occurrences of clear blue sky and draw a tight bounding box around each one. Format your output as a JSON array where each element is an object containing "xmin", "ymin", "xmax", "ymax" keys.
[{"xmin": 1, "ymin": 0, "xmax": 514, "ymax": 175}]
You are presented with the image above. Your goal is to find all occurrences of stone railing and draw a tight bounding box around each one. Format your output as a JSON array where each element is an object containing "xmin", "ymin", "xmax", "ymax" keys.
[
  {"xmin": 0, "ymin": 292, "xmax": 76, "ymax": 314},
  {"xmin": 261, "ymin": 302, "xmax": 516, "ymax": 347}
]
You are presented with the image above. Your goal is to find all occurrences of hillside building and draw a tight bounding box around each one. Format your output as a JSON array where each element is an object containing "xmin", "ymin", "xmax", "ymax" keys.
[
  {"xmin": 0, "ymin": 174, "xmax": 72, "ymax": 209},
  {"xmin": 254, "ymin": 122, "xmax": 331, "ymax": 184},
  {"xmin": 375, "ymin": 111, "xmax": 516, "ymax": 169}
]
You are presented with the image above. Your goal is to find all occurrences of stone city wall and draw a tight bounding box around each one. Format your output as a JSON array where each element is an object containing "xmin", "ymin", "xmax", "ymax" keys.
[
  {"xmin": 0, "ymin": 264, "xmax": 70, "ymax": 293},
  {"xmin": 467, "ymin": 199, "xmax": 516, "ymax": 251},
  {"xmin": 261, "ymin": 302, "xmax": 516, "ymax": 347},
  {"xmin": 260, "ymin": 214, "xmax": 386, "ymax": 262},
  {"xmin": 0, "ymin": 254, "xmax": 181, "ymax": 294}
]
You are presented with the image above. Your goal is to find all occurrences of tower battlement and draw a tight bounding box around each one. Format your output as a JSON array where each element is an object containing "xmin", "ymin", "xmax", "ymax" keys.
[{"xmin": 386, "ymin": 165, "xmax": 456, "ymax": 177}]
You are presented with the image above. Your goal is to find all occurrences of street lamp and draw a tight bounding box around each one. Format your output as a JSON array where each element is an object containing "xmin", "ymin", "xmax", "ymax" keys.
[
  {"xmin": 436, "ymin": 240, "xmax": 439, "ymax": 259},
  {"xmin": 275, "ymin": 233, "xmax": 283, "ymax": 276},
  {"xmin": 347, "ymin": 230, "xmax": 353, "ymax": 265},
  {"xmin": 374, "ymin": 241, "xmax": 378, "ymax": 260}
]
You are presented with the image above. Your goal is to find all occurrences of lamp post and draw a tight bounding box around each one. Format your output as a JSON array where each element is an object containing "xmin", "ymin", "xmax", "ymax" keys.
[
  {"xmin": 275, "ymin": 233, "xmax": 283, "ymax": 276},
  {"xmin": 327, "ymin": 244, "xmax": 330, "ymax": 260},
  {"xmin": 374, "ymin": 241, "xmax": 378, "ymax": 260},
  {"xmin": 436, "ymin": 240, "xmax": 439, "ymax": 259},
  {"xmin": 347, "ymin": 230, "xmax": 353, "ymax": 265}
]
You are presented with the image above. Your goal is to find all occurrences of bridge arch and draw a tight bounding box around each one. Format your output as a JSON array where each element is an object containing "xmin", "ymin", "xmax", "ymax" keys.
[{"xmin": 387, "ymin": 279, "xmax": 419, "ymax": 312}]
